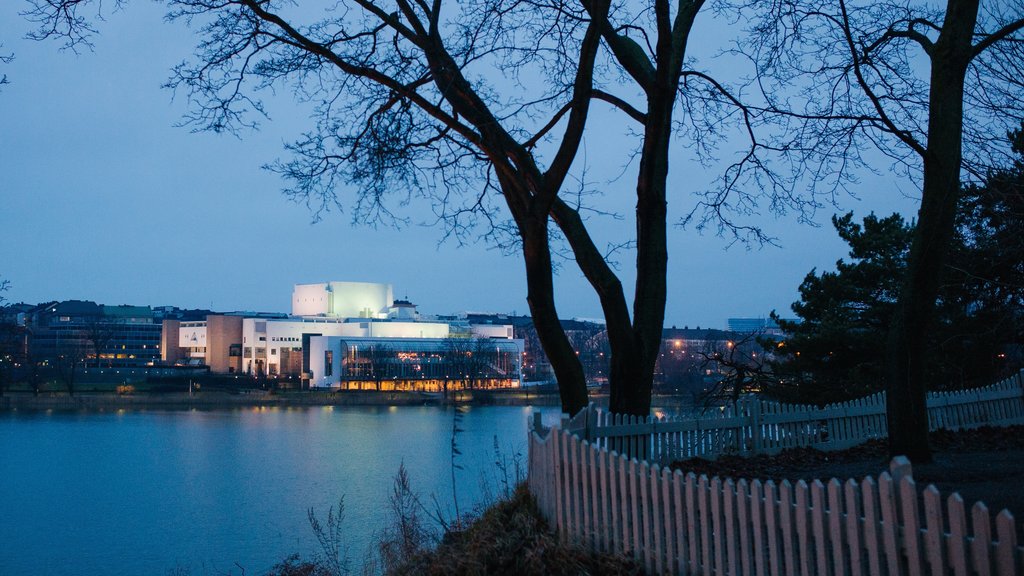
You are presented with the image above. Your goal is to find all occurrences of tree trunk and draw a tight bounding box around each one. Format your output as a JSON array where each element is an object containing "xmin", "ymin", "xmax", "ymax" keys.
[
  {"xmin": 522, "ymin": 218, "xmax": 589, "ymax": 415},
  {"xmin": 885, "ymin": 0, "xmax": 978, "ymax": 464},
  {"xmin": 619, "ymin": 80, "xmax": 672, "ymax": 416}
]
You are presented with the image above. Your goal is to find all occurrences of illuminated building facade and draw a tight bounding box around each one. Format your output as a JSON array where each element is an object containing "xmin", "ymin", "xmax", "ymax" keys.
[
  {"xmin": 162, "ymin": 281, "xmax": 523, "ymax": 389},
  {"xmin": 307, "ymin": 336, "xmax": 522, "ymax": 390}
]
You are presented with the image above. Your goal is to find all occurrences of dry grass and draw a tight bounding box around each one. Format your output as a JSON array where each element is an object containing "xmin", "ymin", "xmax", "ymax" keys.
[{"xmin": 390, "ymin": 485, "xmax": 643, "ymax": 576}]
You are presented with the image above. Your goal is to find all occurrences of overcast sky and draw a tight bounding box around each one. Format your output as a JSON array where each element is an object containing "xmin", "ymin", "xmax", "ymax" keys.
[{"xmin": 0, "ymin": 2, "xmax": 920, "ymax": 328}]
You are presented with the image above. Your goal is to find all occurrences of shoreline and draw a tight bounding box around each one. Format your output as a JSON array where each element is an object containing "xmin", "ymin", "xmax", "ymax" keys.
[
  {"xmin": 0, "ymin": 389, "xmax": 566, "ymax": 411},
  {"xmin": 0, "ymin": 390, "xmax": 697, "ymax": 412}
]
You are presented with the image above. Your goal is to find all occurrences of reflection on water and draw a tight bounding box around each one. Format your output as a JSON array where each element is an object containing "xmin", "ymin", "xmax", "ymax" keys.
[{"xmin": 0, "ymin": 405, "xmax": 560, "ymax": 576}]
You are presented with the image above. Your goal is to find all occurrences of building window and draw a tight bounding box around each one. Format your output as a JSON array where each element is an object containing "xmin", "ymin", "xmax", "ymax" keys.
[
  {"xmin": 243, "ymin": 347, "xmax": 252, "ymax": 358},
  {"xmin": 325, "ymin": 351, "xmax": 333, "ymax": 376},
  {"xmin": 271, "ymin": 348, "xmax": 277, "ymax": 356}
]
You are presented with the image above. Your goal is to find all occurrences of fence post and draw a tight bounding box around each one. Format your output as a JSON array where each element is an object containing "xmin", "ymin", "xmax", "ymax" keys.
[
  {"xmin": 533, "ymin": 411, "xmax": 544, "ymax": 437},
  {"xmin": 750, "ymin": 398, "xmax": 763, "ymax": 454},
  {"xmin": 889, "ymin": 455, "xmax": 913, "ymax": 485},
  {"xmin": 586, "ymin": 403, "xmax": 597, "ymax": 443}
]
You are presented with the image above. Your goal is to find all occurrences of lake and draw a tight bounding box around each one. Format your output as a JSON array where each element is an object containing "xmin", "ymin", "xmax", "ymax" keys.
[{"xmin": 0, "ymin": 404, "xmax": 560, "ymax": 576}]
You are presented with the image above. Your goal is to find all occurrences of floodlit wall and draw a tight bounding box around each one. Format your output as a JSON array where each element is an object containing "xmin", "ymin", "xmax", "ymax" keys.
[
  {"xmin": 178, "ymin": 321, "xmax": 207, "ymax": 357},
  {"xmin": 471, "ymin": 324, "xmax": 514, "ymax": 339},
  {"xmin": 367, "ymin": 321, "xmax": 449, "ymax": 339},
  {"xmin": 292, "ymin": 284, "xmax": 331, "ymax": 316},
  {"xmin": 291, "ymin": 281, "xmax": 393, "ymax": 318}
]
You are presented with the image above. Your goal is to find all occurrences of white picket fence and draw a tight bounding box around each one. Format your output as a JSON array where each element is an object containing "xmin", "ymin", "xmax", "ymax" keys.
[
  {"xmin": 563, "ymin": 371, "xmax": 1024, "ymax": 464},
  {"xmin": 527, "ymin": 426, "xmax": 1023, "ymax": 575},
  {"xmin": 526, "ymin": 372, "xmax": 1024, "ymax": 574}
]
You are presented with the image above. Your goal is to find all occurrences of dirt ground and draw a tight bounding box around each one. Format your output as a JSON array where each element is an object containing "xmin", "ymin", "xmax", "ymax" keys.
[{"xmin": 671, "ymin": 426, "xmax": 1024, "ymax": 524}]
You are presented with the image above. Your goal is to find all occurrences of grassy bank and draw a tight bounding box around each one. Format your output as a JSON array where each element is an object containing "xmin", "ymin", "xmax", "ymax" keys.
[{"xmin": 388, "ymin": 485, "xmax": 641, "ymax": 576}]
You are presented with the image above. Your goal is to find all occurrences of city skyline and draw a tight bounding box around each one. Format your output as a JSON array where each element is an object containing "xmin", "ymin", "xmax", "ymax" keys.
[{"xmin": 0, "ymin": 1, "xmax": 920, "ymax": 328}]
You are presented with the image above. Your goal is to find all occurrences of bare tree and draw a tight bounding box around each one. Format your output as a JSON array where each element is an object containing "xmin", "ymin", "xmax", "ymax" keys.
[
  {"xmin": 82, "ymin": 316, "xmax": 116, "ymax": 368},
  {"xmin": 0, "ymin": 47, "xmax": 11, "ymax": 89},
  {"xmin": 0, "ymin": 278, "xmax": 13, "ymax": 397},
  {"xmin": 695, "ymin": 330, "xmax": 774, "ymax": 409},
  {"xmin": 54, "ymin": 339, "xmax": 88, "ymax": 397},
  {"xmin": 26, "ymin": 0, "xmax": 806, "ymax": 419},
  {"xmin": 735, "ymin": 0, "xmax": 1024, "ymax": 461}
]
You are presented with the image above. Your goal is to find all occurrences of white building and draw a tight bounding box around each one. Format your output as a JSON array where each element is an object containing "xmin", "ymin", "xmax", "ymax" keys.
[{"xmin": 165, "ymin": 280, "xmax": 523, "ymax": 389}]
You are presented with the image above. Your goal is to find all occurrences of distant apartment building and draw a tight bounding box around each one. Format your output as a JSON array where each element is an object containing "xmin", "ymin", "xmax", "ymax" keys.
[
  {"xmin": 22, "ymin": 300, "xmax": 162, "ymax": 366},
  {"xmin": 162, "ymin": 281, "xmax": 523, "ymax": 390},
  {"xmin": 727, "ymin": 317, "xmax": 793, "ymax": 337}
]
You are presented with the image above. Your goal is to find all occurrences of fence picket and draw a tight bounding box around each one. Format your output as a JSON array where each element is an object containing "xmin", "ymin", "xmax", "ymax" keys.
[
  {"xmin": 661, "ymin": 467, "xmax": 675, "ymax": 576},
  {"xmin": 844, "ymin": 479, "xmax": 864, "ymax": 576},
  {"xmin": 639, "ymin": 460, "xmax": 653, "ymax": 575},
  {"xmin": 898, "ymin": 475, "xmax": 923, "ymax": 574},
  {"xmin": 878, "ymin": 472, "xmax": 901, "ymax": 576},
  {"xmin": 947, "ymin": 494, "xmax": 968, "ymax": 576},
  {"xmin": 630, "ymin": 458, "xmax": 641, "ymax": 561},
  {"xmin": 699, "ymin": 475, "xmax": 712, "ymax": 576},
  {"xmin": 684, "ymin": 472, "xmax": 699, "ymax": 574},
  {"xmin": 765, "ymin": 480, "xmax": 783, "ymax": 576},
  {"xmin": 811, "ymin": 480, "xmax": 831, "ymax": 576},
  {"xmin": 618, "ymin": 451, "xmax": 631, "ymax": 555},
  {"xmin": 795, "ymin": 481, "xmax": 813, "ymax": 576},
  {"xmin": 826, "ymin": 479, "xmax": 844, "ymax": 576},
  {"xmin": 780, "ymin": 480, "xmax": 797, "ymax": 575},
  {"xmin": 737, "ymin": 478, "xmax": 754, "ymax": 576},
  {"xmin": 996, "ymin": 510, "xmax": 1017, "ymax": 576},
  {"xmin": 712, "ymin": 476, "xmax": 725, "ymax": 575},
  {"xmin": 569, "ymin": 436, "xmax": 581, "ymax": 544},
  {"xmin": 649, "ymin": 463, "xmax": 662, "ymax": 575},
  {"xmin": 727, "ymin": 479, "xmax": 742, "ymax": 576},
  {"xmin": 553, "ymin": 431, "xmax": 566, "ymax": 543},
  {"xmin": 580, "ymin": 440, "xmax": 592, "ymax": 548},
  {"xmin": 972, "ymin": 502, "xmax": 992, "ymax": 576},
  {"xmin": 674, "ymin": 470, "xmax": 687, "ymax": 575},
  {"xmin": 923, "ymin": 485, "xmax": 946, "ymax": 575},
  {"xmin": 605, "ymin": 450, "xmax": 618, "ymax": 555}
]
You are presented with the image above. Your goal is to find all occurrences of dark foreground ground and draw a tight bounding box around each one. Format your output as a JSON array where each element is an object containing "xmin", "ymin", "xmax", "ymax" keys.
[{"xmin": 672, "ymin": 425, "xmax": 1024, "ymax": 522}]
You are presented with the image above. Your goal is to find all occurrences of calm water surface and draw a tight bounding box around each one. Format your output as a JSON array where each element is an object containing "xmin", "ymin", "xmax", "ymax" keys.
[{"xmin": 0, "ymin": 405, "xmax": 560, "ymax": 576}]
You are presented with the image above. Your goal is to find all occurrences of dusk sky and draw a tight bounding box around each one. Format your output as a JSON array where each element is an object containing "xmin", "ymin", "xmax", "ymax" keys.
[{"xmin": 0, "ymin": 2, "xmax": 920, "ymax": 328}]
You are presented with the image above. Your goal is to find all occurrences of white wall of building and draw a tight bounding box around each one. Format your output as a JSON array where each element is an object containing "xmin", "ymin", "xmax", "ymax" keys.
[
  {"xmin": 291, "ymin": 284, "xmax": 331, "ymax": 317},
  {"xmin": 178, "ymin": 322, "xmax": 207, "ymax": 358},
  {"xmin": 307, "ymin": 336, "xmax": 338, "ymax": 388},
  {"xmin": 367, "ymin": 321, "xmax": 449, "ymax": 339},
  {"xmin": 292, "ymin": 281, "xmax": 393, "ymax": 318},
  {"xmin": 470, "ymin": 324, "xmax": 514, "ymax": 339},
  {"xmin": 241, "ymin": 317, "xmax": 453, "ymax": 374}
]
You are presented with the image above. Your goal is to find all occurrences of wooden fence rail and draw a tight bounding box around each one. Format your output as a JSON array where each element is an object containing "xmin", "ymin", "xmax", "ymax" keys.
[
  {"xmin": 565, "ymin": 371, "xmax": 1024, "ymax": 464},
  {"xmin": 528, "ymin": 372, "xmax": 1024, "ymax": 574}
]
